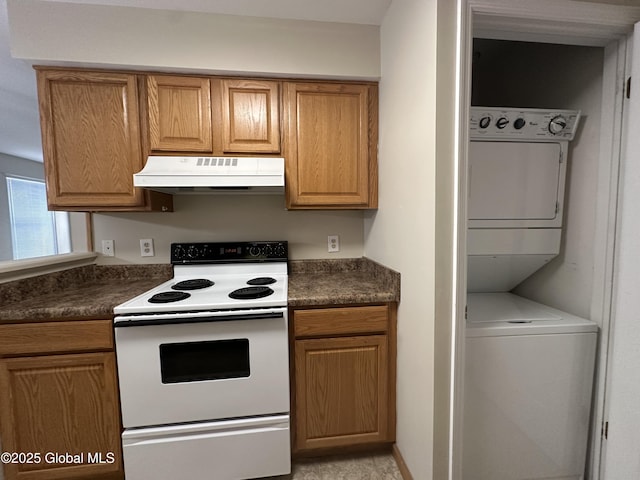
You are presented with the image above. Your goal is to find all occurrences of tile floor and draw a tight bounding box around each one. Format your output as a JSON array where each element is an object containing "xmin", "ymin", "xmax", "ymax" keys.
[{"xmin": 277, "ymin": 452, "xmax": 404, "ymax": 480}]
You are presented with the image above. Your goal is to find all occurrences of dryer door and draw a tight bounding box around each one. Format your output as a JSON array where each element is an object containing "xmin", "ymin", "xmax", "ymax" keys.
[{"xmin": 468, "ymin": 141, "xmax": 566, "ymax": 228}]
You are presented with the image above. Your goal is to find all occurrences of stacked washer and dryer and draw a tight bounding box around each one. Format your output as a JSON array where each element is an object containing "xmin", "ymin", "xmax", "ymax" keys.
[{"xmin": 463, "ymin": 107, "xmax": 598, "ymax": 480}]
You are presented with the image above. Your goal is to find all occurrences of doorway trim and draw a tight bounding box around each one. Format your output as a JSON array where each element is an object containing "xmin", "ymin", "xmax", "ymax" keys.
[{"xmin": 451, "ymin": 1, "xmax": 640, "ymax": 479}]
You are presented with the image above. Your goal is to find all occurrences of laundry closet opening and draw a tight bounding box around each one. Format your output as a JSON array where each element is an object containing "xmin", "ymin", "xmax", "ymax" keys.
[
  {"xmin": 463, "ymin": 37, "xmax": 607, "ymax": 480},
  {"xmin": 471, "ymin": 38, "xmax": 604, "ymax": 319}
]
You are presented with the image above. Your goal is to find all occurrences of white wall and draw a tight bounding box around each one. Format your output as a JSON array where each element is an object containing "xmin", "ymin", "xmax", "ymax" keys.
[
  {"xmin": 5, "ymin": 0, "xmax": 382, "ymax": 264},
  {"xmin": 364, "ymin": 0, "xmax": 439, "ymax": 477},
  {"xmin": 472, "ymin": 39, "xmax": 604, "ymax": 320},
  {"xmin": 432, "ymin": 0, "xmax": 460, "ymax": 476},
  {"xmin": 93, "ymin": 195, "xmax": 364, "ymax": 263},
  {"xmin": 7, "ymin": 0, "xmax": 380, "ymax": 80}
]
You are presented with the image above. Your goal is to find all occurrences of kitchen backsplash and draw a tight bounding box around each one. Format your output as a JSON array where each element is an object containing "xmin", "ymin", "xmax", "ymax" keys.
[{"xmin": 92, "ymin": 195, "xmax": 366, "ymax": 264}]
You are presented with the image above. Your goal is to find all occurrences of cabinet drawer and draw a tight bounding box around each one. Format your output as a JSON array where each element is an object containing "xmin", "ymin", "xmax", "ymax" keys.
[
  {"xmin": 0, "ymin": 320, "xmax": 114, "ymax": 357},
  {"xmin": 294, "ymin": 305, "xmax": 388, "ymax": 338}
]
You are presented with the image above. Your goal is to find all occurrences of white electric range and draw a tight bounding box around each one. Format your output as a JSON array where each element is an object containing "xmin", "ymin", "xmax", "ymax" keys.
[{"xmin": 113, "ymin": 241, "xmax": 291, "ymax": 480}]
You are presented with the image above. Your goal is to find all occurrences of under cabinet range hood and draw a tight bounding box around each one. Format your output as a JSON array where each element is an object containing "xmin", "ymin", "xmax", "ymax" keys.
[{"xmin": 133, "ymin": 156, "xmax": 285, "ymax": 194}]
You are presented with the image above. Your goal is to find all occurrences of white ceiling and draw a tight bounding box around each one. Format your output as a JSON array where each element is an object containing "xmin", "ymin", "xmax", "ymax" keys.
[{"xmin": 0, "ymin": 0, "xmax": 391, "ymax": 163}]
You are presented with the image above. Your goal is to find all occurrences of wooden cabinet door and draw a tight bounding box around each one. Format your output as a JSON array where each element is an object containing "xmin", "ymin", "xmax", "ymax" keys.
[
  {"xmin": 37, "ymin": 70, "xmax": 146, "ymax": 210},
  {"xmin": 219, "ymin": 79, "xmax": 280, "ymax": 153},
  {"xmin": 284, "ymin": 82, "xmax": 378, "ymax": 209},
  {"xmin": 0, "ymin": 353, "xmax": 123, "ymax": 480},
  {"xmin": 294, "ymin": 335, "xmax": 388, "ymax": 450},
  {"xmin": 146, "ymin": 75, "xmax": 213, "ymax": 152}
]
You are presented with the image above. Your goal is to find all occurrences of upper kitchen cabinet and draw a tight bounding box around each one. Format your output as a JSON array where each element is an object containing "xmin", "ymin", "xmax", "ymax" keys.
[
  {"xmin": 284, "ymin": 82, "xmax": 378, "ymax": 209},
  {"xmin": 36, "ymin": 69, "xmax": 172, "ymax": 212},
  {"xmin": 143, "ymin": 75, "xmax": 281, "ymax": 155},
  {"xmin": 218, "ymin": 78, "xmax": 281, "ymax": 153},
  {"xmin": 146, "ymin": 75, "xmax": 213, "ymax": 153}
]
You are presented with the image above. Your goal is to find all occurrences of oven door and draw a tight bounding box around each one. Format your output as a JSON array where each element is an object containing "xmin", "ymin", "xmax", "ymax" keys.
[{"xmin": 114, "ymin": 307, "xmax": 289, "ymax": 429}]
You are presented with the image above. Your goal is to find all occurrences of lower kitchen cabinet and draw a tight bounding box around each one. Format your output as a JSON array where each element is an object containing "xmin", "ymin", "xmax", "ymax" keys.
[
  {"xmin": 0, "ymin": 320, "xmax": 123, "ymax": 480},
  {"xmin": 291, "ymin": 304, "xmax": 396, "ymax": 453}
]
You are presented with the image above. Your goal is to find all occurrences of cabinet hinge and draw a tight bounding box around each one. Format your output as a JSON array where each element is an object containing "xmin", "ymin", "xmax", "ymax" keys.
[
  {"xmin": 465, "ymin": 305, "xmax": 468, "ymax": 320},
  {"xmin": 627, "ymin": 77, "xmax": 632, "ymax": 99},
  {"xmin": 602, "ymin": 421, "xmax": 609, "ymax": 440},
  {"xmin": 559, "ymin": 150, "xmax": 564, "ymax": 164},
  {"xmin": 555, "ymin": 202, "xmax": 559, "ymax": 215}
]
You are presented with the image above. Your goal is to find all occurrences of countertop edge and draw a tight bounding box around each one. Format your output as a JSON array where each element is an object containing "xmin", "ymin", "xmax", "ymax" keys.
[{"xmin": 0, "ymin": 258, "xmax": 400, "ymax": 322}]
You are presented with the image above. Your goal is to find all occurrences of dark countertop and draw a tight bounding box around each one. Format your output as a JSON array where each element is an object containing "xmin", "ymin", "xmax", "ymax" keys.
[
  {"xmin": 0, "ymin": 258, "xmax": 400, "ymax": 323},
  {"xmin": 288, "ymin": 258, "xmax": 400, "ymax": 307},
  {"xmin": 0, "ymin": 265, "xmax": 172, "ymax": 323}
]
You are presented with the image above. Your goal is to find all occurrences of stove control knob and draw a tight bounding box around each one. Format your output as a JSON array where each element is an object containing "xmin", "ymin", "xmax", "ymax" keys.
[
  {"xmin": 274, "ymin": 244, "xmax": 286, "ymax": 257},
  {"xmin": 514, "ymin": 117, "xmax": 526, "ymax": 130},
  {"xmin": 173, "ymin": 245, "xmax": 185, "ymax": 259},
  {"xmin": 263, "ymin": 245, "xmax": 273, "ymax": 257},
  {"xmin": 186, "ymin": 245, "xmax": 200, "ymax": 259},
  {"xmin": 478, "ymin": 116, "xmax": 491, "ymax": 129},
  {"xmin": 496, "ymin": 117, "xmax": 509, "ymax": 129},
  {"xmin": 249, "ymin": 246, "xmax": 261, "ymax": 257},
  {"xmin": 549, "ymin": 115, "xmax": 568, "ymax": 135}
]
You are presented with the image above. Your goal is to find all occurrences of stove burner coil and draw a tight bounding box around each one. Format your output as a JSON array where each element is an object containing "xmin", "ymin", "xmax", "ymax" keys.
[
  {"xmin": 171, "ymin": 279, "xmax": 215, "ymax": 291},
  {"xmin": 246, "ymin": 277, "xmax": 277, "ymax": 286},
  {"xmin": 228, "ymin": 286, "xmax": 274, "ymax": 300},
  {"xmin": 148, "ymin": 291, "xmax": 191, "ymax": 303}
]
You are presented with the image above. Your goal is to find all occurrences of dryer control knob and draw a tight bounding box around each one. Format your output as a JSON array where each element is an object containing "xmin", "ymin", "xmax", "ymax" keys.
[
  {"xmin": 479, "ymin": 116, "xmax": 491, "ymax": 129},
  {"xmin": 549, "ymin": 115, "xmax": 568, "ymax": 135},
  {"xmin": 496, "ymin": 117, "xmax": 509, "ymax": 129}
]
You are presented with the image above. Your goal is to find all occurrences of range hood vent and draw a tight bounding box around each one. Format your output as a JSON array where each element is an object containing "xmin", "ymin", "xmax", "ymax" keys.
[{"xmin": 133, "ymin": 156, "xmax": 285, "ymax": 195}]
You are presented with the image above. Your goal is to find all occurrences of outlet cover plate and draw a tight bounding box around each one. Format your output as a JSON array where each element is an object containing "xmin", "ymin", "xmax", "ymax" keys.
[
  {"xmin": 140, "ymin": 238, "xmax": 155, "ymax": 257},
  {"xmin": 328, "ymin": 235, "xmax": 340, "ymax": 253}
]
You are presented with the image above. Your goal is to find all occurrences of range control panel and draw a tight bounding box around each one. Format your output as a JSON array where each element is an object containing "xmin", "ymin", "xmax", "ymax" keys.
[
  {"xmin": 470, "ymin": 107, "xmax": 581, "ymax": 141},
  {"xmin": 171, "ymin": 241, "xmax": 288, "ymax": 264}
]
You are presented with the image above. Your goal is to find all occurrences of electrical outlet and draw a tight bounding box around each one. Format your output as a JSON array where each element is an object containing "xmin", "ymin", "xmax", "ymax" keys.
[
  {"xmin": 328, "ymin": 235, "xmax": 340, "ymax": 253},
  {"xmin": 101, "ymin": 240, "xmax": 115, "ymax": 257},
  {"xmin": 140, "ymin": 238, "xmax": 155, "ymax": 257}
]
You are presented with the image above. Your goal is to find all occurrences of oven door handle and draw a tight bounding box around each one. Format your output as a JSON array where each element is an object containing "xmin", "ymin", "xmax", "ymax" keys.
[{"xmin": 114, "ymin": 311, "xmax": 284, "ymax": 328}]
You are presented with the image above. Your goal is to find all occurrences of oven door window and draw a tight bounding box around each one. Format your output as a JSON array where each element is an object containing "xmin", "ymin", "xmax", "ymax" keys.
[{"xmin": 159, "ymin": 339, "xmax": 250, "ymax": 384}]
